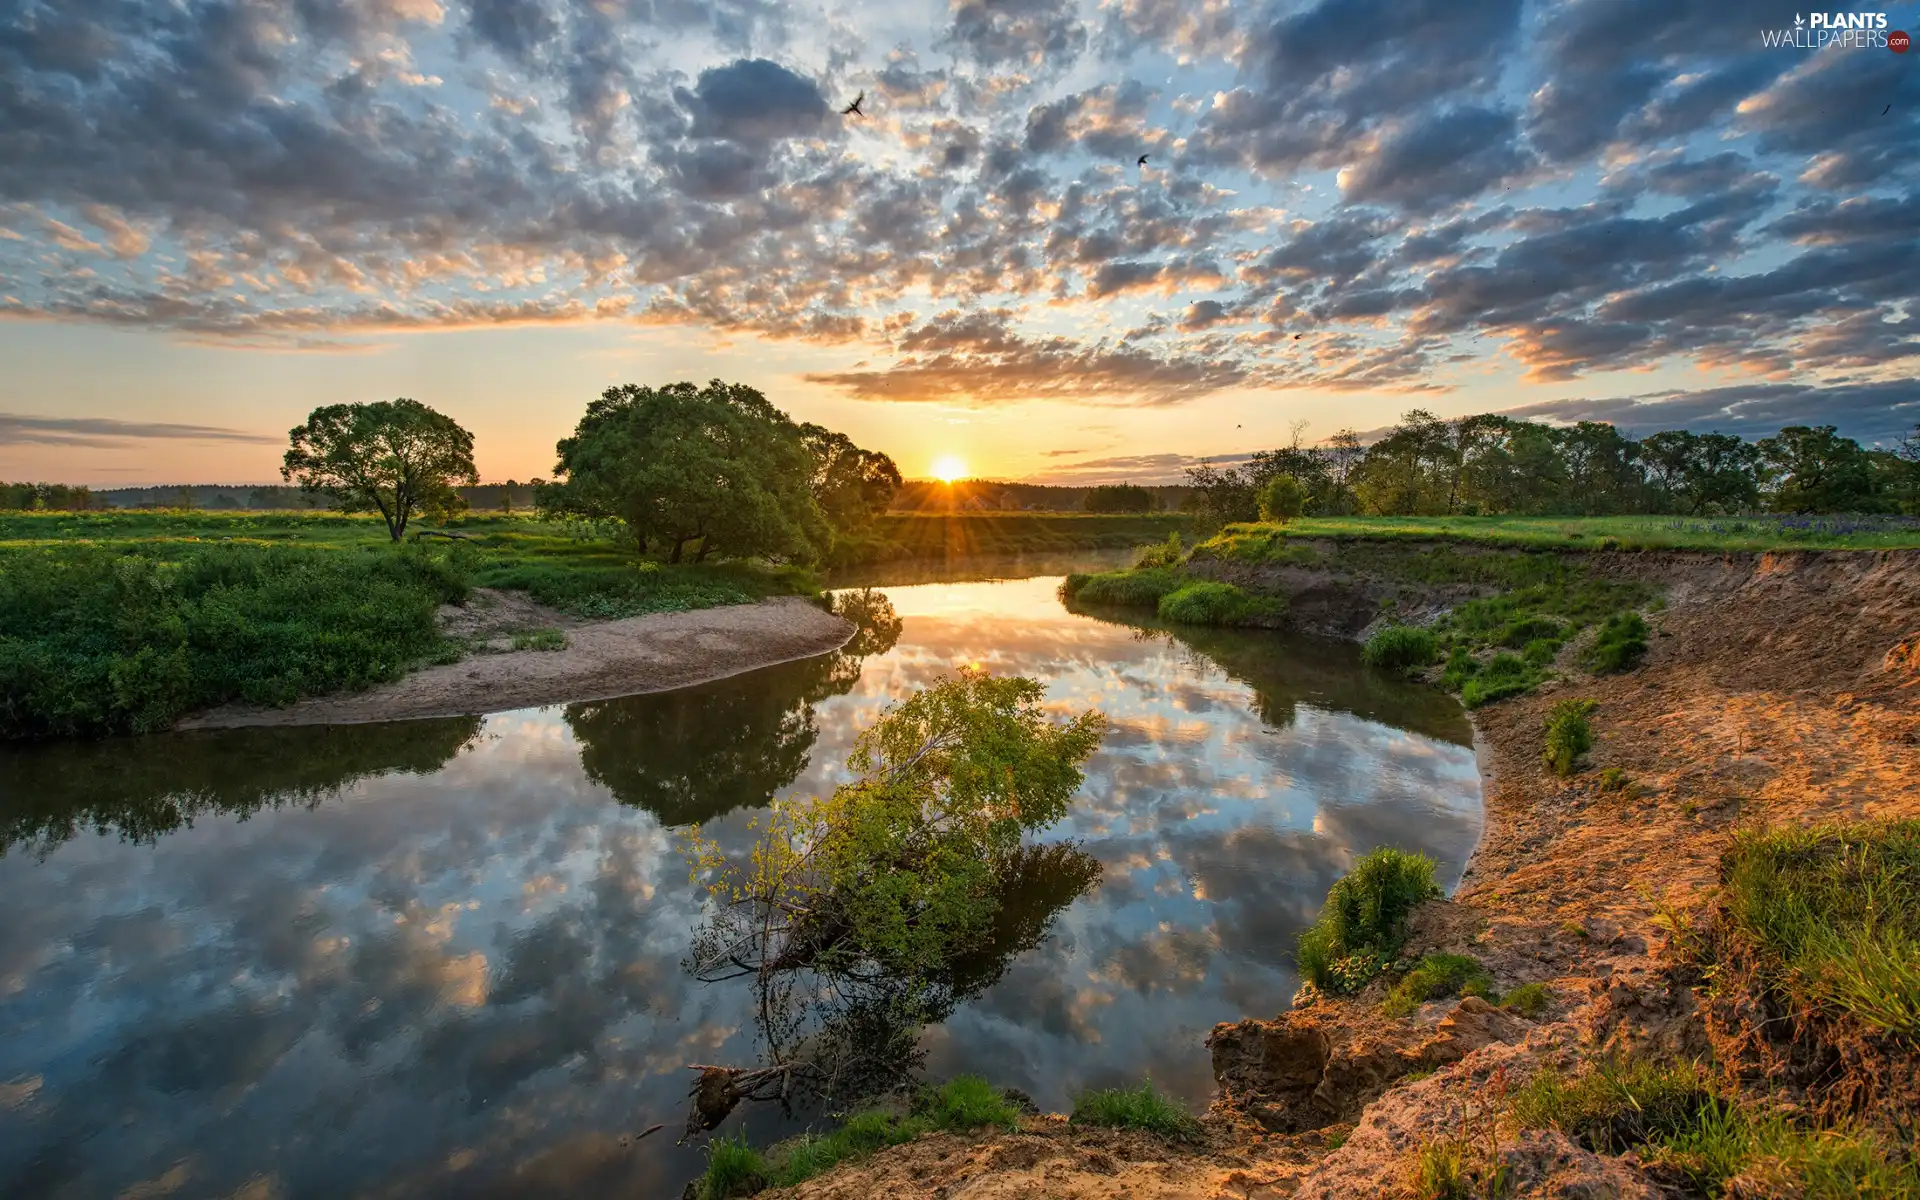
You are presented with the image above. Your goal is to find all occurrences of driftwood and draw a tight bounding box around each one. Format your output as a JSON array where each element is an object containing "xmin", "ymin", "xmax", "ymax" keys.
[
  {"xmin": 411, "ymin": 529, "xmax": 472, "ymax": 541},
  {"xmin": 681, "ymin": 1062, "xmax": 818, "ymax": 1140}
]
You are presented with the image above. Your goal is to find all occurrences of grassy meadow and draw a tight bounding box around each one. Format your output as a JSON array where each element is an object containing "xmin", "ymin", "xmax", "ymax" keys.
[{"xmin": 1247, "ymin": 513, "xmax": 1920, "ymax": 552}]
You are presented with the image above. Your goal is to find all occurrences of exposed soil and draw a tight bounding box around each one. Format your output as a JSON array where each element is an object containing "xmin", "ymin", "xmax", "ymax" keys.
[
  {"xmin": 177, "ymin": 590, "xmax": 855, "ymax": 729},
  {"xmin": 754, "ymin": 549, "xmax": 1920, "ymax": 1199}
]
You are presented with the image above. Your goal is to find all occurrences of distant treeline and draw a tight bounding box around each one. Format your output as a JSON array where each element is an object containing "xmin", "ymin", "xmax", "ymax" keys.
[
  {"xmin": 1186, "ymin": 412, "xmax": 1920, "ymax": 522},
  {"xmin": 0, "ymin": 482, "xmax": 546, "ymax": 512},
  {"xmin": 891, "ymin": 479, "xmax": 1193, "ymax": 512}
]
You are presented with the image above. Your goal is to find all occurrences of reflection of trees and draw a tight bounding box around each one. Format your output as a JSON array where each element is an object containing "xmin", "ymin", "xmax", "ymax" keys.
[
  {"xmin": 690, "ymin": 841, "xmax": 1100, "ymax": 1122},
  {"xmin": 0, "ymin": 716, "xmax": 483, "ymax": 858},
  {"xmin": 1089, "ymin": 614, "xmax": 1473, "ymax": 745},
  {"xmin": 564, "ymin": 590, "xmax": 902, "ymax": 827}
]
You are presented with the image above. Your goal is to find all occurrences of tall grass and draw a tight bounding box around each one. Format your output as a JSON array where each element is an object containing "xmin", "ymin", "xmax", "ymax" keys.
[
  {"xmin": 1070, "ymin": 1079, "xmax": 1204, "ymax": 1142},
  {"xmin": 1581, "ymin": 611, "xmax": 1649, "ymax": 673},
  {"xmin": 0, "ymin": 543, "xmax": 467, "ymax": 738},
  {"xmin": 1717, "ymin": 822, "xmax": 1920, "ymax": 1037},
  {"xmin": 1542, "ymin": 699, "xmax": 1598, "ymax": 777},
  {"xmin": 1060, "ymin": 566, "xmax": 1182, "ymax": 607},
  {"xmin": 1296, "ymin": 847, "xmax": 1441, "ymax": 995},
  {"xmin": 1156, "ymin": 581, "xmax": 1284, "ymax": 626},
  {"xmin": 1363, "ymin": 625, "xmax": 1440, "ymax": 672}
]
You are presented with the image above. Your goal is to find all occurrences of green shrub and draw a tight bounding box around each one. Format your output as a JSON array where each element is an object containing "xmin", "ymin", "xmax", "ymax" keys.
[
  {"xmin": 1363, "ymin": 625, "xmax": 1440, "ymax": 672},
  {"xmin": 1542, "ymin": 699, "xmax": 1599, "ymax": 777},
  {"xmin": 1597, "ymin": 767, "xmax": 1629, "ymax": 792},
  {"xmin": 1499, "ymin": 615, "xmax": 1565, "ymax": 648},
  {"xmin": 1070, "ymin": 1079, "xmax": 1204, "ymax": 1142},
  {"xmin": 1258, "ymin": 475, "xmax": 1308, "ymax": 523},
  {"xmin": 1297, "ymin": 847, "xmax": 1441, "ymax": 995},
  {"xmin": 1060, "ymin": 567, "xmax": 1182, "ymax": 608},
  {"xmin": 1581, "ymin": 611, "xmax": 1649, "ymax": 673},
  {"xmin": 0, "ymin": 543, "xmax": 468, "ymax": 738},
  {"xmin": 1441, "ymin": 646, "xmax": 1479, "ymax": 691},
  {"xmin": 1717, "ymin": 821, "xmax": 1920, "ymax": 1037},
  {"xmin": 1132, "ymin": 532, "xmax": 1185, "ymax": 569},
  {"xmin": 1156, "ymin": 581, "xmax": 1284, "ymax": 626},
  {"xmin": 1500, "ymin": 983, "xmax": 1553, "ymax": 1017},
  {"xmin": 1522, "ymin": 637, "xmax": 1560, "ymax": 667},
  {"xmin": 698, "ymin": 1133, "xmax": 768, "ymax": 1199},
  {"xmin": 1509, "ymin": 1059, "xmax": 1717, "ymax": 1155},
  {"xmin": 1382, "ymin": 954, "xmax": 1494, "ymax": 1017},
  {"xmin": 1460, "ymin": 652, "xmax": 1536, "ymax": 708},
  {"xmin": 509, "ymin": 627, "xmax": 568, "ymax": 651},
  {"xmin": 916, "ymin": 1074, "xmax": 1023, "ymax": 1132}
]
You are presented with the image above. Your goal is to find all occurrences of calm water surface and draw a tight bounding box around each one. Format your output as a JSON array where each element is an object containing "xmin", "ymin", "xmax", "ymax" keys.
[{"xmin": 0, "ymin": 573, "xmax": 1480, "ymax": 1199}]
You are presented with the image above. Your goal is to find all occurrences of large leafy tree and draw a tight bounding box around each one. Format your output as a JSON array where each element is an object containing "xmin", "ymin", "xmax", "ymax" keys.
[
  {"xmin": 542, "ymin": 380, "xmax": 830, "ymax": 563},
  {"xmin": 282, "ymin": 399, "xmax": 477, "ymax": 541},
  {"xmin": 1757, "ymin": 425, "xmax": 1878, "ymax": 514},
  {"xmin": 1640, "ymin": 431, "xmax": 1761, "ymax": 514},
  {"xmin": 799, "ymin": 423, "xmax": 903, "ymax": 532}
]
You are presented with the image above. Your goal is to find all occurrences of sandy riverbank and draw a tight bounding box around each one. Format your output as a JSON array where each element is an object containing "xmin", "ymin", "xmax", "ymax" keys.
[
  {"xmin": 743, "ymin": 549, "xmax": 1920, "ymax": 1200},
  {"xmin": 177, "ymin": 591, "xmax": 855, "ymax": 730}
]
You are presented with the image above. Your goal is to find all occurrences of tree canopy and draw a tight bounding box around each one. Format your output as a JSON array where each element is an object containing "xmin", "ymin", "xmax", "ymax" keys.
[
  {"xmin": 540, "ymin": 380, "xmax": 896, "ymax": 564},
  {"xmin": 1083, "ymin": 483, "xmax": 1155, "ymax": 512},
  {"xmin": 281, "ymin": 399, "xmax": 477, "ymax": 541}
]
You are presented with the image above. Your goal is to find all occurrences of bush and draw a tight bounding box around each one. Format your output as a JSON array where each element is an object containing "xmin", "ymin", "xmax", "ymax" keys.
[
  {"xmin": 1061, "ymin": 567, "xmax": 1182, "ymax": 608},
  {"xmin": 1441, "ymin": 646, "xmax": 1479, "ymax": 691},
  {"xmin": 1382, "ymin": 954, "xmax": 1494, "ymax": 1017},
  {"xmin": 1157, "ymin": 581, "xmax": 1285, "ymax": 626},
  {"xmin": 1363, "ymin": 625, "xmax": 1440, "ymax": 672},
  {"xmin": 1132, "ymin": 532, "xmax": 1184, "ymax": 569},
  {"xmin": 1717, "ymin": 821, "xmax": 1920, "ymax": 1037},
  {"xmin": 1258, "ymin": 475, "xmax": 1307, "ymax": 523},
  {"xmin": 916, "ymin": 1074, "xmax": 1023, "ymax": 1132},
  {"xmin": 1522, "ymin": 637, "xmax": 1560, "ymax": 667},
  {"xmin": 1542, "ymin": 698, "xmax": 1599, "ymax": 777},
  {"xmin": 1499, "ymin": 615, "xmax": 1565, "ymax": 648},
  {"xmin": 0, "ymin": 543, "xmax": 468, "ymax": 738},
  {"xmin": 1501, "ymin": 983, "xmax": 1553, "ymax": 1017},
  {"xmin": 1070, "ymin": 1079, "xmax": 1204, "ymax": 1142},
  {"xmin": 1297, "ymin": 847, "xmax": 1441, "ymax": 995},
  {"xmin": 1581, "ymin": 611, "xmax": 1649, "ymax": 673},
  {"xmin": 1460, "ymin": 652, "xmax": 1536, "ymax": 708}
]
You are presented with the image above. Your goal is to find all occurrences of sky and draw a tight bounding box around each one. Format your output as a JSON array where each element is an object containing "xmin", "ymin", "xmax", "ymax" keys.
[{"xmin": 1, "ymin": 0, "xmax": 1917, "ymax": 486}]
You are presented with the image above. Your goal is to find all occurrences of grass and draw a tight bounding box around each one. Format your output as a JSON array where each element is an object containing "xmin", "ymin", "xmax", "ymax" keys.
[
  {"xmin": 1581, "ymin": 611, "xmax": 1649, "ymax": 673},
  {"xmin": 1500, "ymin": 983, "xmax": 1553, "ymax": 1018},
  {"xmin": 509, "ymin": 627, "xmax": 568, "ymax": 651},
  {"xmin": 1542, "ymin": 699, "xmax": 1598, "ymax": 777},
  {"xmin": 1460, "ymin": 652, "xmax": 1538, "ymax": 709},
  {"xmin": 697, "ymin": 1075, "xmax": 1024, "ymax": 1199},
  {"xmin": 1070, "ymin": 1079, "xmax": 1204, "ymax": 1142},
  {"xmin": 1715, "ymin": 822, "xmax": 1920, "ymax": 1038},
  {"xmin": 1202, "ymin": 514, "xmax": 1920, "ymax": 552},
  {"xmin": 1508, "ymin": 1059, "xmax": 1920, "ymax": 1197},
  {"xmin": 1297, "ymin": 847, "xmax": 1442, "ymax": 996},
  {"xmin": 1363, "ymin": 625, "xmax": 1440, "ymax": 672},
  {"xmin": 0, "ymin": 512, "xmax": 814, "ymax": 738},
  {"xmin": 1060, "ymin": 566, "xmax": 1182, "ymax": 607},
  {"xmin": 1156, "ymin": 580, "xmax": 1284, "ymax": 626},
  {"xmin": 1382, "ymin": 954, "xmax": 1496, "ymax": 1017}
]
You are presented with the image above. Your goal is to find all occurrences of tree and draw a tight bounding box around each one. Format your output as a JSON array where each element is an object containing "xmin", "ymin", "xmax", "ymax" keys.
[
  {"xmin": 1640, "ymin": 431, "xmax": 1760, "ymax": 514},
  {"xmin": 800, "ymin": 424, "xmax": 902, "ymax": 533},
  {"xmin": 1258, "ymin": 474, "xmax": 1307, "ymax": 523},
  {"xmin": 1183, "ymin": 460, "xmax": 1260, "ymax": 526},
  {"xmin": 1082, "ymin": 483, "xmax": 1154, "ymax": 512},
  {"xmin": 282, "ymin": 399, "xmax": 478, "ymax": 541},
  {"xmin": 541, "ymin": 380, "xmax": 830, "ymax": 563},
  {"xmin": 1757, "ymin": 425, "xmax": 1877, "ymax": 513}
]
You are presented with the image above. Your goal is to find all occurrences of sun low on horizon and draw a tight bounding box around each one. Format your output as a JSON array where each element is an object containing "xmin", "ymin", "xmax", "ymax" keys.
[{"xmin": 931, "ymin": 456, "xmax": 970, "ymax": 484}]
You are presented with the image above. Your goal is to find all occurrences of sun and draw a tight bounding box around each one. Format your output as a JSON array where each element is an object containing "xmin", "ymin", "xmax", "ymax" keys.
[{"xmin": 931, "ymin": 455, "xmax": 968, "ymax": 484}]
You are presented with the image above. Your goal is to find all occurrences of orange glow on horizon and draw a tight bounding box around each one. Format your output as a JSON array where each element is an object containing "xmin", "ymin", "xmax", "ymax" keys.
[{"xmin": 931, "ymin": 455, "xmax": 968, "ymax": 483}]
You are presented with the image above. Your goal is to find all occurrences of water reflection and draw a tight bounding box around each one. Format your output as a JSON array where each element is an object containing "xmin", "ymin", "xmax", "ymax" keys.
[{"xmin": 0, "ymin": 574, "xmax": 1480, "ymax": 1199}]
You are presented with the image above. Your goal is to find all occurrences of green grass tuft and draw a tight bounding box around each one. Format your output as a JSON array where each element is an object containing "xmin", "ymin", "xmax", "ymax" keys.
[
  {"xmin": 698, "ymin": 1133, "xmax": 768, "ymax": 1200},
  {"xmin": 1542, "ymin": 699, "xmax": 1598, "ymax": 777},
  {"xmin": 1382, "ymin": 953, "xmax": 1495, "ymax": 1017},
  {"xmin": 1461, "ymin": 652, "xmax": 1539, "ymax": 708},
  {"xmin": 916, "ymin": 1074, "xmax": 1024, "ymax": 1132},
  {"xmin": 1363, "ymin": 625, "xmax": 1440, "ymax": 672},
  {"xmin": 509, "ymin": 627, "xmax": 568, "ymax": 651},
  {"xmin": 1581, "ymin": 611, "xmax": 1649, "ymax": 674},
  {"xmin": 1297, "ymin": 847, "xmax": 1441, "ymax": 996},
  {"xmin": 1717, "ymin": 821, "xmax": 1920, "ymax": 1037},
  {"xmin": 1070, "ymin": 1079, "xmax": 1205, "ymax": 1142},
  {"xmin": 1156, "ymin": 580, "xmax": 1285, "ymax": 626},
  {"xmin": 1499, "ymin": 983, "xmax": 1553, "ymax": 1017},
  {"xmin": 1060, "ymin": 566, "xmax": 1183, "ymax": 608}
]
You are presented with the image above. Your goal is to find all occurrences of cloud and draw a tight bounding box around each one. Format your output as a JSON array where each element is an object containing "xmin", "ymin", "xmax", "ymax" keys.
[
  {"xmin": 0, "ymin": 413, "xmax": 281, "ymax": 448},
  {"xmin": 1494, "ymin": 381, "xmax": 1920, "ymax": 447}
]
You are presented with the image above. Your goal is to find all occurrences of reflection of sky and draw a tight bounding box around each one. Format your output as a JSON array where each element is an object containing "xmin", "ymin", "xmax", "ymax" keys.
[{"xmin": 0, "ymin": 576, "xmax": 1478, "ymax": 1199}]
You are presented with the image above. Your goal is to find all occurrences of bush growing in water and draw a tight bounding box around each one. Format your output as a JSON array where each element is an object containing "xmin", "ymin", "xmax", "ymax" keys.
[
  {"xmin": 1542, "ymin": 699, "xmax": 1599, "ymax": 777},
  {"xmin": 0, "ymin": 543, "xmax": 468, "ymax": 738},
  {"xmin": 1156, "ymin": 580, "xmax": 1284, "ymax": 626},
  {"xmin": 1296, "ymin": 847, "xmax": 1441, "ymax": 995},
  {"xmin": 1581, "ymin": 611, "xmax": 1649, "ymax": 673},
  {"xmin": 1363, "ymin": 625, "xmax": 1439, "ymax": 671}
]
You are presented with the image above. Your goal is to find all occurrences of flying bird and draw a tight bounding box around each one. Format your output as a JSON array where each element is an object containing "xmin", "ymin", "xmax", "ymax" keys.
[
  {"xmin": 1136, "ymin": 154, "xmax": 1149, "ymax": 166},
  {"xmin": 842, "ymin": 92, "xmax": 865, "ymax": 117},
  {"xmin": 1886, "ymin": 104, "xmax": 1893, "ymax": 116}
]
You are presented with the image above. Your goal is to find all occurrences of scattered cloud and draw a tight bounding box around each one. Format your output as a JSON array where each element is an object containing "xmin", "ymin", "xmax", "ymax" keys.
[{"xmin": 0, "ymin": 413, "xmax": 281, "ymax": 448}]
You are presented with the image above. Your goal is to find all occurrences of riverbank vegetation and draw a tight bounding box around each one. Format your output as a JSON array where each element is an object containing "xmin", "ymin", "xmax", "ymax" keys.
[{"xmin": 1295, "ymin": 847, "xmax": 1441, "ymax": 996}]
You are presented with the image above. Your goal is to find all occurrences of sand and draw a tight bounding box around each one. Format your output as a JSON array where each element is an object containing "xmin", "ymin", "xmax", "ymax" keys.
[{"xmin": 175, "ymin": 591, "xmax": 855, "ymax": 730}]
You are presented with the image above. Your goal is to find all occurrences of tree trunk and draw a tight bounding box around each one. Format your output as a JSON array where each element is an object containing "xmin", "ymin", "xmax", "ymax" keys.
[
  {"xmin": 694, "ymin": 537, "xmax": 712, "ymax": 564},
  {"xmin": 669, "ymin": 537, "xmax": 687, "ymax": 564}
]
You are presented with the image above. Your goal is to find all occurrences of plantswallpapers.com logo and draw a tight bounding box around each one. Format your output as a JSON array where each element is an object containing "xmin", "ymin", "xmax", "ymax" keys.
[{"xmin": 1761, "ymin": 10, "xmax": 1903, "ymax": 49}]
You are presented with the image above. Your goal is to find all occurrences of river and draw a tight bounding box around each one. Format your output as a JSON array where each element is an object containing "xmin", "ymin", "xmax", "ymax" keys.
[{"xmin": 0, "ymin": 569, "xmax": 1481, "ymax": 1199}]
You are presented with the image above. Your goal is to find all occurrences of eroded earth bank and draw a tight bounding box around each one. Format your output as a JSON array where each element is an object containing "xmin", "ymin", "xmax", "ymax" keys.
[{"xmin": 764, "ymin": 547, "xmax": 1920, "ymax": 1199}]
